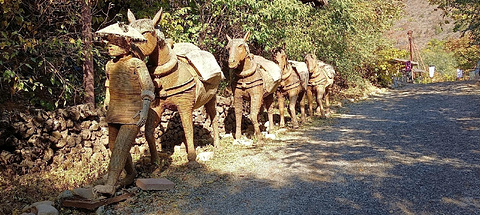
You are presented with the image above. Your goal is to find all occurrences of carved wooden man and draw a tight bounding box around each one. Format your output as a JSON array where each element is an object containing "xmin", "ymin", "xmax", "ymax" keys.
[{"xmin": 94, "ymin": 23, "xmax": 155, "ymax": 195}]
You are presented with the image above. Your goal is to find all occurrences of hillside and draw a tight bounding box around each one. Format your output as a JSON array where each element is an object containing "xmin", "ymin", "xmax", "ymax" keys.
[{"xmin": 386, "ymin": 0, "xmax": 460, "ymax": 51}]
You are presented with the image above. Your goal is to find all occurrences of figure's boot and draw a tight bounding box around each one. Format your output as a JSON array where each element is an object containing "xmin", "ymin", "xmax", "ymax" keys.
[{"xmin": 119, "ymin": 154, "xmax": 136, "ymax": 187}]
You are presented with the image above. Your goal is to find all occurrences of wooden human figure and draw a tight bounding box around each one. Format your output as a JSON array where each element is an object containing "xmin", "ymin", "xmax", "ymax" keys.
[{"xmin": 94, "ymin": 23, "xmax": 155, "ymax": 195}]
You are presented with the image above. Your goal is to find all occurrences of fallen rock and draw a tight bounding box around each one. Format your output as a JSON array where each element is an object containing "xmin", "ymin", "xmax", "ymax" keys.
[
  {"xmin": 22, "ymin": 201, "xmax": 58, "ymax": 215},
  {"xmin": 233, "ymin": 138, "xmax": 253, "ymax": 146},
  {"xmin": 71, "ymin": 187, "xmax": 96, "ymax": 200},
  {"xmin": 197, "ymin": 151, "xmax": 214, "ymax": 162},
  {"xmin": 136, "ymin": 178, "xmax": 175, "ymax": 191}
]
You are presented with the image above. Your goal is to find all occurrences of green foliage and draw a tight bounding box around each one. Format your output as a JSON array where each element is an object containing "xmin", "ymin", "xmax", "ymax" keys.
[
  {"xmin": 422, "ymin": 39, "xmax": 458, "ymax": 81},
  {"xmin": 444, "ymin": 34, "xmax": 480, "ymax": 70},
  {"xmin": 0, "ymin": 0, "xmax": 86, "ymax": 109},
  {"xmin": 368, "ymin": 46, "xmax": 409, "ymax": 87},
  {"xmin": 155, "ymin": 0, "xmax": 403, "ymax": 90},
  {"xmin": 428, "ymin": 0, "xmax": 480, "ymax": 45},
  {"xmin": 1, "ymin": 0, "xmax": 406, "ymax": 109}
]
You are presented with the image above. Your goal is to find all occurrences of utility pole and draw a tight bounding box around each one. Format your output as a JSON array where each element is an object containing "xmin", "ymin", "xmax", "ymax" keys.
[{"xmin": 407, "ymin": 30, "xmax": 414, "ymax": 79}]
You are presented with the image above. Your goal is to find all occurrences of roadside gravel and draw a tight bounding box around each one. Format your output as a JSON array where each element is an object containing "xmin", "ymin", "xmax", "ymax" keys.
[{"xmin": 105, "ymin": 80, "xmax": 480, "ymax": 215}]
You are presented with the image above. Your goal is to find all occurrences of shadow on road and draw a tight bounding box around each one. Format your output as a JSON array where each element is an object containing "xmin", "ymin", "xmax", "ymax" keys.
[{"xmin": 181, "ymin": 81, "xmax": 480, "ymax": 215}]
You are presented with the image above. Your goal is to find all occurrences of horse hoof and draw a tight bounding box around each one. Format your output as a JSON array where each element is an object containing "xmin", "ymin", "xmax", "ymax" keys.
[
  {"xmin": 187, "ymin": 160, "xmax": 201, "ymax": 168},
  {"xmin": 119, "ymin": 172, "xmax": 136, "ymax": 187},
  {"xmin": 187, "ymin": 153, "xmax": 197, "ymax": 162},
  {"xmin": 150, "ymin": 155, "xmax": 159, "ymax": 165}
]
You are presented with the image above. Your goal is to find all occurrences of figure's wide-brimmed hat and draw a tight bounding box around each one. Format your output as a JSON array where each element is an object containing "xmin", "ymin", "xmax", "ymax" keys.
[{"xmin": 96, "ymin": 22, "xmax": 146, "ymax": 42}]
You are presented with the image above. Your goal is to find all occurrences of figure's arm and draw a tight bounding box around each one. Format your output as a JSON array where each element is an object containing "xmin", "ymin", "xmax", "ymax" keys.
[{"xmin": 133, "ymin": 59, "xmax": 155, "ymax": 127}]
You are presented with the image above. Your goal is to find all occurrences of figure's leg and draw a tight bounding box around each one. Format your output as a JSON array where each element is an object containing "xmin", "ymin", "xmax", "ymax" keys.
[
  {"xmin": 264, "ymin": 93, "xmax": 275, "ymax": 134},
  {"xmin": 177, "ymin": 100, "xmax": 196, "ymax": 162},
  {"xmin": 288, "ymin": 89, "xmax": 299, "ymax": 128},
  {"xmin": 306, "ymin": 87, "xmax": 314, "ymax": 117},
  {"xmin": 120, "ymin": 151, "xmax": 136, "ymax": 187},
  {"xmin": 102, "ymin": 124, "xmax": 119, "ymax": 182},
  {"xmin": 234, "ymin": 91, "xmax": 243, "ymax": 139},
  {"xmin": 250, "ymin": 91, "xmax": 263, "ymax": 141},
  {"xmin": 205, "ymin": 95, "xmax": 220, "ymax": 148},
  {"xmin": 277, "ymin": 91, "xmax": 286, "ymax": 127},
  {"xmin": 108, "ymin": 124, "xmax": 120, "ymax": 150},
  {"xmin": 95, "ymin": 124, "xmax": 139, "ymax": 195},
  {"xmin": 145, "ymin": 105, "xmax": 164, "ymax": 164}
]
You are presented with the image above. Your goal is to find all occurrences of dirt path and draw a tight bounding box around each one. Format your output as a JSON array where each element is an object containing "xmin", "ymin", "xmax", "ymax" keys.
[{"xmin": 106, "ymin": 81, "xmax": 480, "ymax": 215}]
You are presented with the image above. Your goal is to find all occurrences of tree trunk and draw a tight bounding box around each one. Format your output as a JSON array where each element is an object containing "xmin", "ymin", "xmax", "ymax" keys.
[{"xmin": 82, "ymin": 0, "xmax": 95, "ymax": 106}]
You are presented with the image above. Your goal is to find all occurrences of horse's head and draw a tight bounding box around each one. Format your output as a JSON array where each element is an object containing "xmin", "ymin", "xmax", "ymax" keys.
[
  {"xmin": 304, "ymin": 53, "xmax": 317, "ymax": 72},
  {"xmin": 273, "ymin": 48, "xmax": 288, "ymax": 70},
  {"xmin": 127, "ymin": 8, "xmax": 164, "ymax": 58},
  {"xmin": 225, "ymin": 32, "xmax": 251, "ymax": 69}
]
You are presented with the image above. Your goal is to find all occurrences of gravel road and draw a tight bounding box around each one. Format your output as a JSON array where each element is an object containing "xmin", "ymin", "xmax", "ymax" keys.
[{"xmin": 107, "ymin": 81, "xmax": 480, "ymax": 215}]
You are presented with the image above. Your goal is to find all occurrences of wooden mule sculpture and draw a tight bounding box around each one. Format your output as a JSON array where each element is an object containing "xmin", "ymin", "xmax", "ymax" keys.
[
  {"xmin": 226, "ymin": 32, "xmax": 281, "ymax": 141},
  {"xmin": 273, "ymin": 48, "xmax": 307, "ymax": 128},
  {"xmin": 304, "ymin": 53, "xmax": 335, "ymax": 118},
  {"xmin": 128, "ymin": 9, "xmax": 223, "ymax": 162}
]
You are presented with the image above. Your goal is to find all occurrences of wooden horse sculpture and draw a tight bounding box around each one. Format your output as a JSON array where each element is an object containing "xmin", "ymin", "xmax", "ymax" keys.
[
  {"xmin": 273, "ymin": 48, "xmax": 307, "ymax": 128},
  {"xmin": 226, "ymin": 32, "xmax": 281, "ymax": 141},
  {"xmin": 304, "ymin": 53, "xmax": 335, "ymax": 118},
  {"xmin": 129, "ymin": 9, "xmax": 222, "ymax": 162}
]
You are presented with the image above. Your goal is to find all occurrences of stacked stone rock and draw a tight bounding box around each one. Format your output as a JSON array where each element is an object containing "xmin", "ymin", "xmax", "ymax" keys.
[
  {"xmin": 0, "ymin": 104, "xmax": 110, "ymax": 176},
  {"xmin": 0, "ymin": 96, "xmax": 261, "ymax": 176}
]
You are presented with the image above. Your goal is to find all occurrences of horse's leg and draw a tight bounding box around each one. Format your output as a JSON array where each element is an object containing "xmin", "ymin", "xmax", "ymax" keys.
[
  {"xmin": 250, "ymin": 90, "xmax": 263, "ymax": 141},
  {"xmin": 307, "ymin": 86, "xmax": 314, "ymax": 117},
  {"xmin": 288, "ymin": 89, "xmax": 299, "ymax": 128},
  {"xmin": 316, "ymin": 85, "xmax": 326, "ymax": 119},
  {"xmin": 324, "ymin": 85, "xmax": 331, "ymax": 113},
  {"xmin": 234, "ymin": 90, "xmax": 243, "ymax": 139},
  {"xmin": 177, "ymin": 98, "xmax": 196, "ymax": 162},
  {"xmin": 264, "ymin": 93, "xmax": 275, "ymax": 134},
  {"xmin": 277, "ymin": 91, "xmax": 286, "ymax": 127},
  {"xmin": 205, "ymin": 95, "xmax": 220, "ymax": 148},
  {"xmin": 145, "ymin": 104, "xmax": 164, "ymax": 164},
  {"xmin": 299, "ymin": 89, "xmax": 307, "ymax": 123}
]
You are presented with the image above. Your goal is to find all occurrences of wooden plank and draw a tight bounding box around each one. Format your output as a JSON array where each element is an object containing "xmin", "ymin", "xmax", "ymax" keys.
[{"xmin": 61, "ymin": 192, "xmax": 134, "ymax": 211}]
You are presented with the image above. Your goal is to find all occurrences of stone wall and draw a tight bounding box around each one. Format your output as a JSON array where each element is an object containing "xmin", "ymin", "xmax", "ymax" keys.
[{"xmin": 0, "ymin": 96, "xmax": 268, "ymax": 177}]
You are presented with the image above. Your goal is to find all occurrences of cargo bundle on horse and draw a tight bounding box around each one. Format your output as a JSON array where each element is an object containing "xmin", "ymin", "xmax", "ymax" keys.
[
  {"xmin": 304, "ymin": 53, "xmax": 335, "ymax": 118},
  {"xmin": 225, "ymin": 31, "xmax": 281, "ymax": 142},
  {"xmin": 128, "ymin": 9, "xmax": 224, "ymax": 162},
  {"xmin": 273, "ymin": 48, "xmax": 308, "ymax": 128}
]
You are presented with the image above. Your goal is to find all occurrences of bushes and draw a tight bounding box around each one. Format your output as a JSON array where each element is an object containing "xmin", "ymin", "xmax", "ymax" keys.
[
  {"xmin": 422, "ymin": 39, "xmax": 458, "ymax": 81},
  {"xmin": 1, "ymin": 0, "xmax": 405, "ymax": 110}
]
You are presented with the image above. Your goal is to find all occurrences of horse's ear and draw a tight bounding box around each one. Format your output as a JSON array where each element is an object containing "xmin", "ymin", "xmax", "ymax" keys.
[
  {"xmin": 243, "ymin": 31, "xmax": 251, "ymax": 41},
  {"xmin": 152, "ymin": 8, "xmax": 163, "ymax": 26},
  {"xmin": 282, "ymin": 43, "xmax": 286, "ymax": 50},
  {"xmin": 226, "ymin": 34, "xmax": 232, "ymax": 42},
  {"xmin": 127, "ymin": 9, "xmax": 136, "ymax": 23}
]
